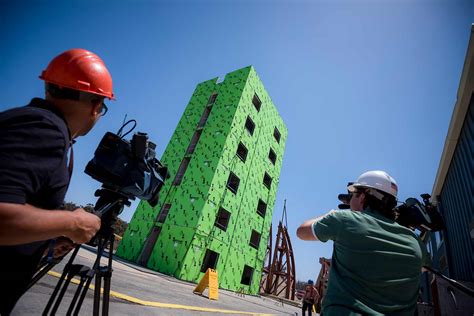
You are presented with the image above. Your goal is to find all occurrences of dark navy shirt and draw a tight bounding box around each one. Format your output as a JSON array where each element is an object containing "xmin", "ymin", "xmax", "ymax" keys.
[
  {"xmin": 0, "ymin": 98, "xmax": 72, "ymax": 313},
  {"xmin": 0, "ymin": 98, "xmax": 71, "ymax": 208}
]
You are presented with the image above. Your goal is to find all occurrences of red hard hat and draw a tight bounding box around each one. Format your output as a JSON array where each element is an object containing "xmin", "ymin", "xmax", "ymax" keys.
[{"xmin": 40, "ymin": 48, "xmax": 115, "ymax": 100}]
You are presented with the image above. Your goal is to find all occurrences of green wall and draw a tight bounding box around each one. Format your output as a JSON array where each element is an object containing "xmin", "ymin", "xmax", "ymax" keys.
[{"xmin": 116, "ymin": 66, "xmax": 287, "ymax": 294}]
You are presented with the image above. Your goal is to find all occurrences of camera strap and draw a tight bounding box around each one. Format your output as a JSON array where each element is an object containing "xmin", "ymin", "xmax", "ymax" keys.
[
  {"xmin": 46, "ymin": 238, "xmax": 57, "ymax": 263},
  {"xmin": 68, "ymin": 140, "xmax": 75, "ymax": 178}
]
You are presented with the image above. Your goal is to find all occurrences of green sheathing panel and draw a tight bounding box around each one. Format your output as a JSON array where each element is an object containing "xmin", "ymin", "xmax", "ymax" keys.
[
  {"xmin": 116, "ymin": 66, "xmax": 287, "ymax": 295},
  {"xmin": 116, "ymin": 77, "xmax": 220, "ymax": 262}
]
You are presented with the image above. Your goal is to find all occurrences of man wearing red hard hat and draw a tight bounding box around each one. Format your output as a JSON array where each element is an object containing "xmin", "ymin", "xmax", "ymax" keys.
[{"xmin": 0, "ymin": 49, "xmax": 115, "ymax": 314}]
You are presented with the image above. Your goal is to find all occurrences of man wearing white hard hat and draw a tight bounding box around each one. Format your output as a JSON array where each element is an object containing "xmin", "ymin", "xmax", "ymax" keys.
[{"xmin": 297, "ymin": 170, "xmax": 429, "ymax": 316}]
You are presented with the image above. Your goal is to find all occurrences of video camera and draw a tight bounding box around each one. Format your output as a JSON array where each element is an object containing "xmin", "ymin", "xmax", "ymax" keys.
[
  {"xmin": 40, "ymin": 120, "xmax": 170, "ymax": 315},
  {"xmin": 394, "ymin": 194, "xmax": 444, "ymax": 232},
  {"xmin": 85, "ymin": 120, "xmax": 169, "ymax": 209},
  {"xmin": 337, "ymin": 184, "xmax": 444, "ymax": 232}
]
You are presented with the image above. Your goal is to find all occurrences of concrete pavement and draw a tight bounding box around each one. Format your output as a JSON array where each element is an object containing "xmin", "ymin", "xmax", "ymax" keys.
[{"xmin": 12, "ymin": 247, "xmax": 302, "ymax": 315}]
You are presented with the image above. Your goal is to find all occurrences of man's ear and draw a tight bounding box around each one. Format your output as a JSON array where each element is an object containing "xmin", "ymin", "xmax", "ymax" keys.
[{"xmin": 90, "ymin": 100, "xmax": 102, "ymax": 116}]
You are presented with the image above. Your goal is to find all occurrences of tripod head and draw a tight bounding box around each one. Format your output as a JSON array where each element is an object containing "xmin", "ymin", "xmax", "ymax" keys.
[{"xmin": 87, "ymin": 187, "xmax": 132, "ymax": 247}]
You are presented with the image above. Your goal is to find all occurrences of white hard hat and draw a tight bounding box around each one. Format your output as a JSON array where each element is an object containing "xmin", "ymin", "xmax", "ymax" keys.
[{"xmin": 348, "ymin": 170, "xmax": 398, "ymax": 199}]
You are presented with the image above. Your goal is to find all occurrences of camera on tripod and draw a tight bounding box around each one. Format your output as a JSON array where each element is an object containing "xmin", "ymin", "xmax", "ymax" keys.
[
  {"xmin": 40, "ymin": 120, "xmax": 169, "ymax": 316},
  {"xmin": 337, "ymin": 183, "xmax": 444, "ymax": 232},
  {"xmin": 85, "ymin": 120, "xmax": 169, "ymax": 209}
]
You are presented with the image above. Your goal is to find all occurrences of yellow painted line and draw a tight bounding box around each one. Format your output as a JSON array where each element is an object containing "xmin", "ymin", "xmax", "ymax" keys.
[{"xmin": 47, "ymin": 271, "xmax": 273, "ymax": 315}]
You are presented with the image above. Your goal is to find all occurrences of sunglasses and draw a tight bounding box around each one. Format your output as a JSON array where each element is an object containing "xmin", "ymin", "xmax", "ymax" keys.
[
  {"xmin": 79, "ymin": 92, "xmax": 108, "ymax": 116},
  {"xmin": 100, "ymin": 101, "xmax": 108, "ymax": 116},
  {"xmin": 349, "ymin": 190, "xmax": 364, "ymax": 199}
]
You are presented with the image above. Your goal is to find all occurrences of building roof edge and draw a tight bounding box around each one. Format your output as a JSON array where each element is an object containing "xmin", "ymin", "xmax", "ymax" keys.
[{"xmin": 432, "ymin": 24, "xmax": 474, "ymax": 199}]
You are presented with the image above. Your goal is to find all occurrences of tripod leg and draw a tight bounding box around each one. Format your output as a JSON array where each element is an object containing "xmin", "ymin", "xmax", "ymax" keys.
[
  {"xmin": 72, "ymin": 270, "xmax": 96, "ymax": 316},
  {"xmin": 43, "ymin": 246, "xmax": 80, "ymax": 315},
  {"xmin": 27, "ymin": 262, "xmax": 56, "ymax": 291},
  {"xmin": 66, "ymin": 272, "xmax": 89, "ymax": 316},
  {"xmin": 73, "ymin": 237, "xmax": 107, "ymax": 316},
  {"xmin": 102, "ymin": 235, "xmax": 115, "ymax": 316},
  {"xmin": 93, "ymin": 271, "xmax": 102, "ymax": 316},
  {"xmin": 50, "ymin": 267, "xmax": 78, "ymax": 315},
  {"xmin": 102, "ymin": 273, "xmax": 111, "ymax": 316},
  {"xmin": 66, "ymin": 279, "xmax": 84, "ymax": 315}
]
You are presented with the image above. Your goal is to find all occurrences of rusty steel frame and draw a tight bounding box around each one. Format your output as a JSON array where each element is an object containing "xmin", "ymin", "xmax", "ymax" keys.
[
  {"xmin": 315, "ymin": 257, "xmax": 331, "ymax": 308},
  {"xmin": 260, "ymin": 200, "xmax": 296, "ymax": 300},
  {"xmin": 259, "ymin": 225, "xmax": 272, "ymax": 294}
]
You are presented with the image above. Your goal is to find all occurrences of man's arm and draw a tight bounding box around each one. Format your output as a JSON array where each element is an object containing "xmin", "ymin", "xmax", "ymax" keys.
[
  {"xmin": 296, "ymin": 210, "xmax": 337, "ymax": 241},
  {"xmin": 0, "ymin": 202, "xmax": 101, "ymax": 245},
  {"xmin": 297, "ymin": 218, "xmax": 319, "ymax": 241}
]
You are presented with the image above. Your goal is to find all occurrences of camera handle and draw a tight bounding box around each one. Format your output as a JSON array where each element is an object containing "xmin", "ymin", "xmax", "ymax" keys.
[{"xmin": 42, "ymin": 189, "xmax": 130, "ymax": 316}]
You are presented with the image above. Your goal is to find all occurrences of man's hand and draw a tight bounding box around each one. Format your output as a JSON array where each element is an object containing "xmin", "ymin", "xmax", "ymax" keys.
[
  {"xmin": 53, "ymin": 237, "xmax": 76, "ymax": 258},
  {"xmin": 0, "ymin": 203, "xmax": 101, "ymax": 245},
  {"xmin": 43, "ymin": 236, "xmax": 77, "ymax": 259},
  {"xmin": 66, "ymin": 208, "xmax": 101, "ymax": 244}
]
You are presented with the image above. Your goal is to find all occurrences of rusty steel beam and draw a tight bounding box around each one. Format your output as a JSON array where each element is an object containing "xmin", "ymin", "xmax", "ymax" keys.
[
  {"xmin": 259, "ymin": 225, "xmax": 272, "ymax": 294},
  {"xmin": 285, "ymin": 224, "xmax": 296, "ymax": 299},
  {"xmin": 260, "ymin": 200, "xmax": 296, "ymax": 300},
  {"xmin": 315, "ymin": 257, "xmax": 331, "ymax": 308},
  {"xmin": 263, "ymin": 221, "xmax": 296, "ymax": 300}
]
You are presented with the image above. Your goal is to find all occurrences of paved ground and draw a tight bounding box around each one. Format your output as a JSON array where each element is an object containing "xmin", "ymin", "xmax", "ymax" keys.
[{"xmin": 13, "ymin": 246, "xmax": 303, "ymax": 315}]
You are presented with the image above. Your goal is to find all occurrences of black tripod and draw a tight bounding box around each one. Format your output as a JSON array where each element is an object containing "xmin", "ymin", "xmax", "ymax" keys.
[{"xmin": 36, "ymin": 189, "xmax": 131, "ymax": 316}]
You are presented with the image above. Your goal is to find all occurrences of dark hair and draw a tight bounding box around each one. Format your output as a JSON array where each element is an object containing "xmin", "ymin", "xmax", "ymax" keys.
[
  {"xmin": 46, "ymin": 83, "xmax": 101, "ymax": 103},
  {"xmin": 46, "ymin": 83, "xmax": 81, "ymax": 100},
  {"xmin": 362, "ymin": 189, "xmax": 397, "ymax": 220}
]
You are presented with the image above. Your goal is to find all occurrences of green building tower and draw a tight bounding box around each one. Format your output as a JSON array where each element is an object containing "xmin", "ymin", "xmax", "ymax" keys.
[{"xmin": 116, "ymin": 66, "xmax": 287, "ymax": 294}]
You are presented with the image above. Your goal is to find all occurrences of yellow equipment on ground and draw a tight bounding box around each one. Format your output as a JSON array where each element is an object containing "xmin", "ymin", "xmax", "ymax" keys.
[{"xmin": 193, "ymin": 268, "xmax": 219, "ymax": 300}]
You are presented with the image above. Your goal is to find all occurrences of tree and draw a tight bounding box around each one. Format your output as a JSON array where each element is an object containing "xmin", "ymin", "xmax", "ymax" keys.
[
  {"xmin": 113, "ymin": 217, "xmax": 128, "ymax": 237},
  {"xmin": 62, "ymin": 201, "xmax": 79, "ymax": 211}
]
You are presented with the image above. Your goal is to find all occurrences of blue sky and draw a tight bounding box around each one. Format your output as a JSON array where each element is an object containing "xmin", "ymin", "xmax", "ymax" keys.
[{"xmin": 1, "ymin": 0, "xmax": 473, "ymax": 283}]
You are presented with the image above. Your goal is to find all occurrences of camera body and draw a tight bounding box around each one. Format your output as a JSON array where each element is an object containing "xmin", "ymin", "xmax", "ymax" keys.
[
  {"xmin": 394, "ymin": 194, "xmax": 444, "ymax": 232},
  {"xmin": 337, "ymin": 184, "xmax": 444, "ymax": 232},
  {"xmin": 85, "ymin": 131, "xmax": 168, "ymax": 207}
]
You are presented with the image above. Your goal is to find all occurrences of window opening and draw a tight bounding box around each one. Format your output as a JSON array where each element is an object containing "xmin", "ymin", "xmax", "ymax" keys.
[
  {"xmin": 274, "ymin": 127, "xmax": 281, "ymax": 143},
  {"xmin": 227, "ymin": 172, "xmax": 240, "ymax": 194},
  {"xmin": 249, "ymin": 230, "xmax": 261, "ymax": 249},
  {"xmin": 263, "ymin": 172, "xmax": 272, "ymax": 189},
  {"xmin": 173, "ymin": 157, "xmax": 190, "ymax": 185},
  {"xmin": 215, "ymin": 207, "xmax": 231, "ymax": 231},
  {"xmin": 157, "ymin": 204, "xmax": 171, "ymax": 223},
  {"xmin": 245, "ymin": 117, "xmax": 255, "ymax": 135},
  {"xmin": 236, "ymin": 142, "xmax": 248, "ymax": 162},
  {"xmin": 252, "ymin": 94, "xmax": 261, "ymax": 112},
  {"xmin": 257, "ymin": 199, "xmax": 267, "ymax": 217},
  {"xmin": 198, "ymin": 106, "xmax": 212, "ymax": 128},
  {"xmin": 268, "ymin": 148, "xmax": 276, "ymax": 165},
  {"xmin": 208, "ymin": 93, "xmax": 218, "ymax": 105},
  {"xmin": 186, "ymin": 130, "xmax": 202, "ymax": 154},
  {"xmin": 240, "ymin": 265, "xmax": 254, "ymax": 285},
  {"xmin": 201, "ymin": 249, "xmax": 219, "ymax": 273}
]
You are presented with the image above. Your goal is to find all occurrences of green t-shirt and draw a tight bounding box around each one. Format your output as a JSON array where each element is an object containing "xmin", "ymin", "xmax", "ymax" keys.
[{"xmin": 313, "ymin": 209, "xmax": 430, "ymax": 316}]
